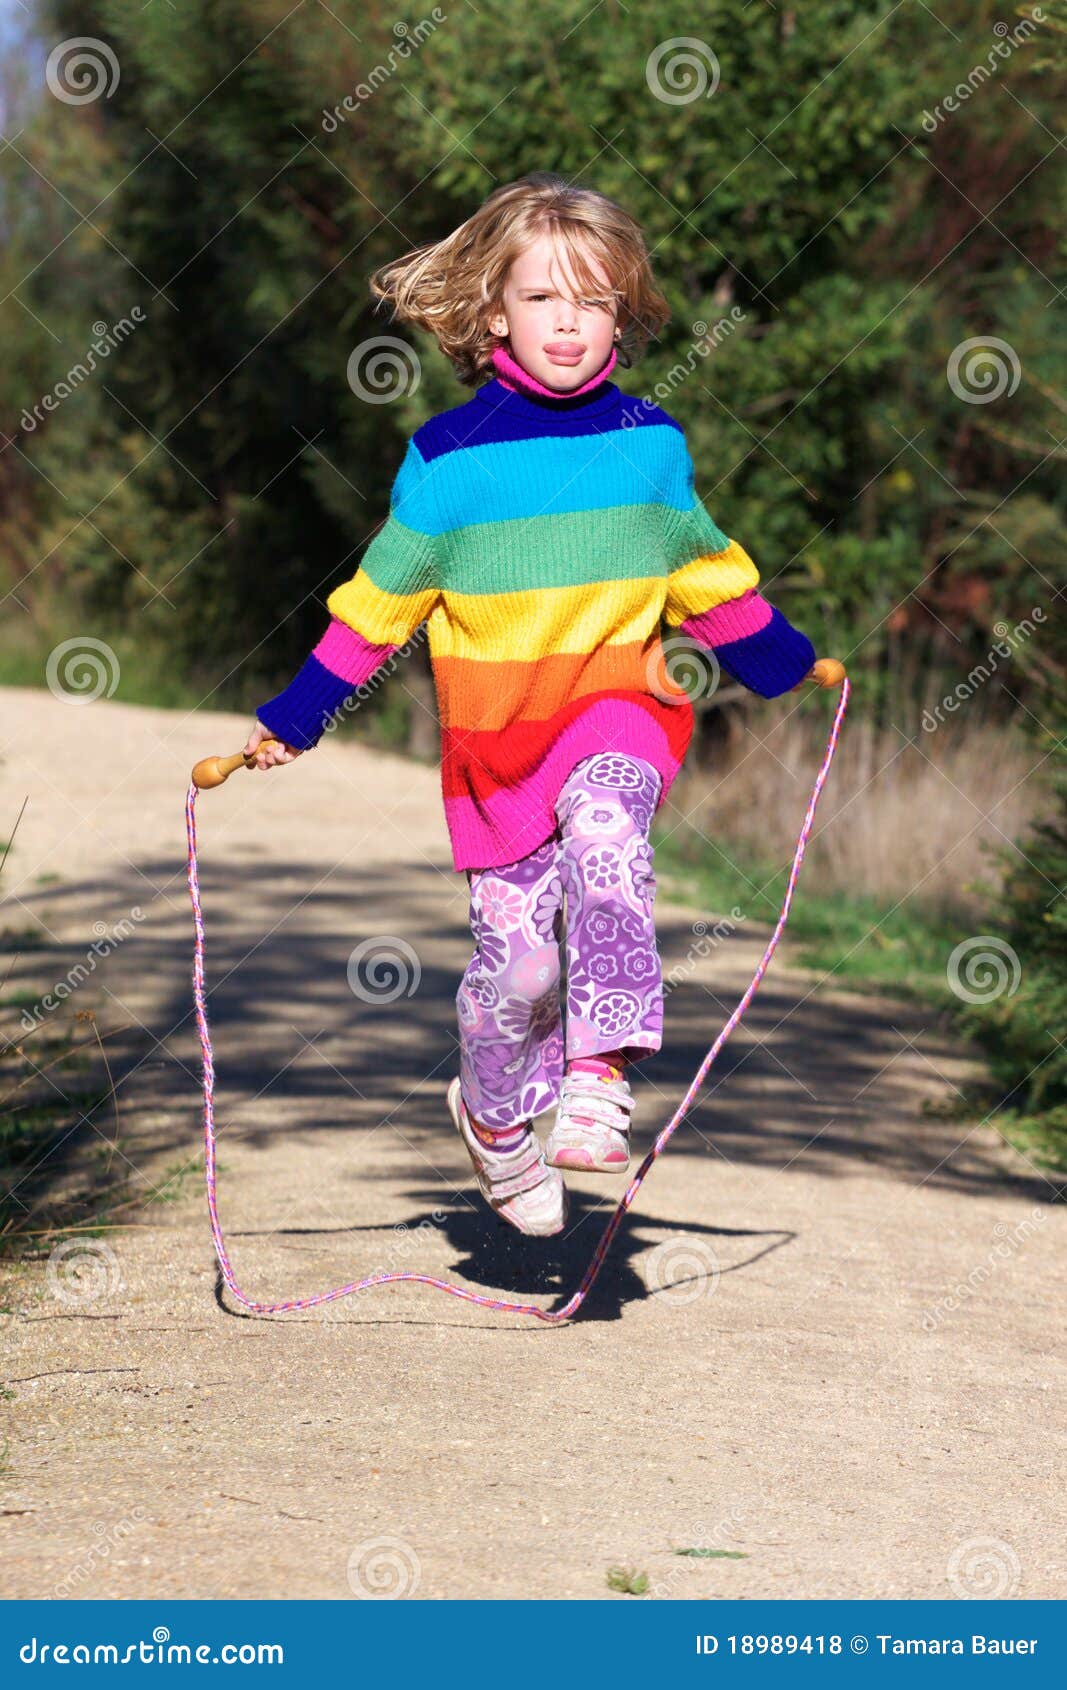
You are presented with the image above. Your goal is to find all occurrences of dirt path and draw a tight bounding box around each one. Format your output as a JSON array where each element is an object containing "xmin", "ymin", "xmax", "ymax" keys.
[{"xmin": 2, "ymin": 684, "xmax": 1063, "ymax": 1601}]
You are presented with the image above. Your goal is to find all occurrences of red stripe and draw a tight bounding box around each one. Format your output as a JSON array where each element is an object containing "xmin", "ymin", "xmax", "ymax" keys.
[{"xmin": 440, "ymin": 689, "xmax": 694, "ymax": 801}]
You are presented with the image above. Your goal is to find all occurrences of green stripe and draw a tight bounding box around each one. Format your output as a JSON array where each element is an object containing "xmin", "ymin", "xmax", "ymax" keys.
[
  {"xmin": 435, "ymin": 502, "xmax": 704, "ymax": 596},
  {"xmin": 359, "ymin": 514, "xmax": 439, "ymax": 598},
  {"xmin": 665, "ymin": 498, "xmax": 732, "ymax": 572},
  {"xmin": 359, "ymin": 496, "xmax": 732, "ymax": 600}
]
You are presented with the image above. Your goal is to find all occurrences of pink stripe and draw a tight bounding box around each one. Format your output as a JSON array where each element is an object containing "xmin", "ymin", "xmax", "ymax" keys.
[
  {"xmin": 443, "ymin": 700, "xmax": 684, "ymax": 872},
  {"xmin": 490, "ymin": 340, "xmax": 617, "ymax": 398},
  {"xmin": 313, "ymin": 615, "xmax": 399, "ymax": 684},
  {"xmin": 680, "ymin": 587, "xmax": 773, "ymax": 647}
]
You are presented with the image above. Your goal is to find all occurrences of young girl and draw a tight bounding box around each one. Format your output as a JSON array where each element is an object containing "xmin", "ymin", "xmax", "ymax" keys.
[{"xmin": 246, "ymin": 172, "xmax": 829, "ymax": 1240}]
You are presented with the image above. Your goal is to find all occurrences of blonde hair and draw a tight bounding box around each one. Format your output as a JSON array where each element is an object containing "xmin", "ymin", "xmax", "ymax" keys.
[{"xmin": 369, "ymin": 172, "xmax": 671, "ymax": 386}]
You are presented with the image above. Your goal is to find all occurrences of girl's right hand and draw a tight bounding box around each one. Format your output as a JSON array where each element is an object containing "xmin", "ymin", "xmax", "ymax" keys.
[
  {"xmin": 243, "ymin": 719, "xmax": 302, "ymax": 771},
  {"xmin": 791, "ymin": 658, "xmax": 847, "ymax": 691}
]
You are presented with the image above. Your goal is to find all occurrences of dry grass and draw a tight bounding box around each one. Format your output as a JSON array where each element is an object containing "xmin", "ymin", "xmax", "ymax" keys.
[{"xmin": 668, "ymin": 708, "xmax": 1047, "ymax": 913}]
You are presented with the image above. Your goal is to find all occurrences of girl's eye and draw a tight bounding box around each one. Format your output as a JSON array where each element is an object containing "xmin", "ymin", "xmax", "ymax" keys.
[{"xmin": 526, "ymin": 294, "xmax": 609, "ymax": 307}]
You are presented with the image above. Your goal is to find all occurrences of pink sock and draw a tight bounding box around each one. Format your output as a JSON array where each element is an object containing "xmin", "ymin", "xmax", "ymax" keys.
[
  {"xmin": 568, "ymin": 1049, "xmax": 628, "ymax": 1081},
  {"xmin": 566, "ymin": 1051, "xmax": 628, "ymax": 1126},
  {"xmin": 467, "ymin": 1111, "xmax": 528, "ymax": 1152}
]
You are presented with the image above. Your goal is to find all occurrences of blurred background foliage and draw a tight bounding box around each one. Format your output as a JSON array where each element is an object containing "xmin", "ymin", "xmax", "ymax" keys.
[{"xmin": 1, "ymin": 0, "xmax": 1064, "ymax": 1167}]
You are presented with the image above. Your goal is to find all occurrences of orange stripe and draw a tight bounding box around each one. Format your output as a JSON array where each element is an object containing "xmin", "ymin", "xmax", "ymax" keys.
[{"xmin": 431, "ymin": 639, "xmax": 688, "ymax": 731}]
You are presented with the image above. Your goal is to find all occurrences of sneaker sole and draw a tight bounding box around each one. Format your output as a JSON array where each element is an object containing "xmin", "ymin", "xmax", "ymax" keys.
[
  {"xmin": 545, "ymin": 1143, "xmax": 630, "ymax": 1174},
  {"xmin": 447, "ymin": 1078, "xmax": 569, "ymax": 1237}
]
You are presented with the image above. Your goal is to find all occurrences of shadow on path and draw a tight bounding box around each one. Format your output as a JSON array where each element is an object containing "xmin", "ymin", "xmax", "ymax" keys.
[{"xmin": 6, "ymin": 851, "xmax": 1057, "ymax": 1241}]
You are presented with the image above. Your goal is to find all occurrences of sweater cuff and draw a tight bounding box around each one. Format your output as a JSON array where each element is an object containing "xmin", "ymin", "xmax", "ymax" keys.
[
  {"xmin": 254, "ymin": 654, "xmax": 354, "ymax": 750},
  {"xmin": 680, "ymin": 598, "xmax": 816, "ymax": 698},
  {"xmin": 255, "ymin": 618, "xmax": 400, "ymax": 749}
]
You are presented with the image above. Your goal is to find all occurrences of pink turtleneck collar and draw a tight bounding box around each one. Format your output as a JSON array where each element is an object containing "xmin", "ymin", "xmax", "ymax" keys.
[{"xmin": 490, "ymin": 339, "xmax": 617, "ymax": 400}]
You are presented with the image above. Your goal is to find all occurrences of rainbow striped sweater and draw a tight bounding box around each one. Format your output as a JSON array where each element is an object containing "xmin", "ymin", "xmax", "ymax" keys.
[{"xmin": 255, "ymin": 370, "xmax": 816, "ymax": 873}]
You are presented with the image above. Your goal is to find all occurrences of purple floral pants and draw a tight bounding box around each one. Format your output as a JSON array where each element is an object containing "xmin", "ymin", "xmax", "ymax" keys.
[{"xmin": 457, "ymin": 752, "xmax": 664, "ymax": 1130}]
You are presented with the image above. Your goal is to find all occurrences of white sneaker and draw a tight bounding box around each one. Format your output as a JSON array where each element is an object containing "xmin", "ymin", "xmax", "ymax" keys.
[
  {"xmin": 544, "ymin": 1065, "xmax": 635, "ymax": 1173},
  {"xmin": 447, "ymin": 1077, "xmax": 568, "ymax": 1237}
]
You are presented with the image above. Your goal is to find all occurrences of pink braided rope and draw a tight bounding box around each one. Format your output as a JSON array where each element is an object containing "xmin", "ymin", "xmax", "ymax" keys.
[{"xmin": 185, "ymin": 679, "xmax": 849, "ymax": 1324}]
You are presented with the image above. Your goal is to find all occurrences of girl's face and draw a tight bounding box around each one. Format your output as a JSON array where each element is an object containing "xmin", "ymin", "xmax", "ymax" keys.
[{"xmin": 488, "ymin": 231, "xmax": 620, "ymax": 392}]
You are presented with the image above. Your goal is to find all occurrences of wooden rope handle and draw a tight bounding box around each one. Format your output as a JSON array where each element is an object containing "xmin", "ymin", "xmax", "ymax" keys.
[
  {"xmin": 191, "ymin": 739, "xmax": 287, "ymax": 789},
  {"xmin": 807, "ymin": 658, "xmax": 847, "ymax": 689}
]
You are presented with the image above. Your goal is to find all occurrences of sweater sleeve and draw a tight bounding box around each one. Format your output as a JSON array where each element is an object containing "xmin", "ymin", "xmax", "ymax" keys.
[
  {"xmin": 662, "ymin": 436, "xmax": 815, "ymax": 698},
  {"xmin": 254, "ymin": 439, "xmax": 442, "ymax": 750}
]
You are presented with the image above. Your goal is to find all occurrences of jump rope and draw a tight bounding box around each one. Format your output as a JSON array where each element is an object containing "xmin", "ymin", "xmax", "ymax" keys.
[{"xmin": 185, "ymin": 664, "xmax": 849, "ymax": 1325}]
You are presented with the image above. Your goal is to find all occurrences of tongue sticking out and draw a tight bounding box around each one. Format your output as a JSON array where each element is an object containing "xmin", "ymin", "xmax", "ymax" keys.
[{"xmin": 490, "ymin": 340, "xmax": 618, "ymax": 398}]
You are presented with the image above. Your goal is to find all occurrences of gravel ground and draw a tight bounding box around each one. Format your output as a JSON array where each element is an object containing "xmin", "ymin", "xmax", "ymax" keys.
[{"xmin": 1, "ymin": 684, "xmax": 1063, "ymax": 1601}]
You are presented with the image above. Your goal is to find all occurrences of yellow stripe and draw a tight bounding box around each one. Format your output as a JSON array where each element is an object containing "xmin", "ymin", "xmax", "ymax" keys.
[
  {"xmin": 327, "ymin": 572, "xmax": 438, "ymax": 647},
  {"xmin": 429, "ymin": 577, "xmax": 664, "ymax": 663},
  {"xmin": 664, "ymin": 539, "xmax": 759, "ymax": 624},
  {"xmin": 326, "ymin": 550, "xmax": 761, "ymax": 658}
]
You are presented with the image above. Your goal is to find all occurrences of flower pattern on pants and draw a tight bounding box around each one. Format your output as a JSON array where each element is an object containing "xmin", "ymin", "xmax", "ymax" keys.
[{"xmin": 456, "ymin": 753, "xmax": 664, "ymax": 1129}]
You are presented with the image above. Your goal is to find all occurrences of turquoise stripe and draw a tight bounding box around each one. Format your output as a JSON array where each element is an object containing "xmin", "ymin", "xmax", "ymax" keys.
[
  {"xmin": 426, "ymin": 423, "xmax": 696, "ymax": 531},
  {"xmin": 388, "ymin": 440, "xmax": 440, "ymax": 536}
]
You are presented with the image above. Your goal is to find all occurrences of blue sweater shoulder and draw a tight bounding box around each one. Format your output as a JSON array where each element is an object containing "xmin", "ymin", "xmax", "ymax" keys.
[
  {"xmin": 411, "ymin": 392, "xmax": 485, "ymax": 464},
  {"xmin": 413, "ymin": 379, "xmax": 685, "ymax": 464}
]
